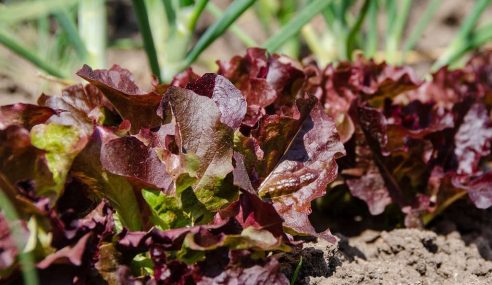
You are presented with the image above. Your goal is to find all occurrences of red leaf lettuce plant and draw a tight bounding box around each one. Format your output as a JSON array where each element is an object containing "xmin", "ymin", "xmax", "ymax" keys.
[
  {"xmin": 2, "ymin": 48, "xmax": 492, "ymax": 284},
  {"xmin": 307, "ymin": 51, "xmax": 492, "ymax": 226},
  {"xmin": 0, "ymin": 48, "xmax": 344, "ymax": 284}
]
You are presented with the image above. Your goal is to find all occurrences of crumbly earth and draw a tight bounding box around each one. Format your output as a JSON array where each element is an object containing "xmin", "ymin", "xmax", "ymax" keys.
[{"xmin": 281, "ymin": 228, "xmax": 492, "ymax": 285}]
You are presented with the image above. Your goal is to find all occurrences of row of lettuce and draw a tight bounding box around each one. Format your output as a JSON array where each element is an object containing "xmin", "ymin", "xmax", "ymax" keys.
[{"xmin": 1, "ymin": 48, "xmax": 491, "ymax": 284}]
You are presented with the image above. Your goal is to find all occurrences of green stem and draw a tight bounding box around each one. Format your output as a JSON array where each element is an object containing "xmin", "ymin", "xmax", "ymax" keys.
[
  {"xmin": 432, "ymin": 0, "xmax": 491, "ymax": 70},
  {"xmin": 443, "ymin": 22, "xmax": 492, "ymax": 68},
  {"xmin": 335, "ymin": 0, "xmax": 353, "ymax": 28},
  {"xmin": 322, "ymin": 5, "xmax": 336, "ymax": 27},
  {"xmin": 54, "ymin": 9, "xmax": 88, "ymax": 61},
  {"xmin": 346, "ymin": 0, "xmax": 370, "ymax": 60},
  {"xmin": 322, "ymin": 2, "xmax": 349, "ymax": 60},
  {"xmin": 162, "ymin": 0, "xmax": 176, "ymax": 27},
  {"xmin": 275, "ymin": 0, "xmax": 300, "ymax": 58},
  {"xmin": 0, "ymin": 30, "xmax": 66, "ymax": 78},
  {"xmin": 364, "ymin": 0, "xmax": 378, "ymax": 58},
  {"xmin": 184, "ymin": 0, "xmax": 256, "ymax": 68},
  {"xmin": 0, "ymin": 189, "xmax": 39, "ymax": 285},
  {"xmin": 78, "ymin": 0, "xmax": 107, "ymax": 68},
  {"xmin": 302, "ymin": 24, "xmax": 326, "ymax": 63},
  {"xmin": 402, "ymin": 0, "xmax": 441, "ymax": 56},
  {"xmin": 37, "ymin": 15, "xmax": 50, "ymax": 58},
  {"xmin": 453, "ymin": 0, "xmax": 491, "ymax": 41},
  {"xmin": 471, "ymin": 23, "xmax": 492, "ymax": 47},
  {"xmin": 290, "ymin": 256, "xmax": 303, "ymax": 285},
  {"xmin": 0, "ymin": 0, "xmax": 80, "ymax": 24},
  {"xmin": 206, "ymin": 3, "xmax": 257, "ymax": 47},
  {"xmin": 302, "ymin": 23, "xmax": 337, "ymax": 65},
  {"xmin": 263, "ymin": 0, "xmax": 333, "ymax": 52},
  {"xmin": 132, "ymin": 0, "xmax": 162, "ymax": 82},
  {"xmin": 158, "ymin": 0, "xmax": 191, "ymax": 82},
  {"xmin": 188, "ymin": 0, "xmax": 209, "ymax": 31},
  {"xmin": 422, "ymin": 191, "xmax": 467, "ymax": 225},
  {"xmin": 254, "ymin": 0, "xmax": 276, "ymax": 36},
  {"xmin": 385, "ymin": 0, "xmax": 411, "ymax": 64}
]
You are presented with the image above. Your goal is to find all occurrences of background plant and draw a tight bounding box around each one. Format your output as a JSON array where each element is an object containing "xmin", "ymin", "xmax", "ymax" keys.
[{"xmin": 1, "ymin": 0, "xmax": 492, "ymax": 85}]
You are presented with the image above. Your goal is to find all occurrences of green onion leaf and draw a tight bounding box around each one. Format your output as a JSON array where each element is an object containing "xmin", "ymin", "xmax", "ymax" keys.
[{"xmin": 263, "ymin": 0, "xmax": 333, "ymax": 53}]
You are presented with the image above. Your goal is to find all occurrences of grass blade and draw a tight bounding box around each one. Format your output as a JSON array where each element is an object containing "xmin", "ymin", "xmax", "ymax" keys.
[
  {"xmin": 402, "ymin": 0, "xmax": 441, "ymax": 55},
  {"xmin": 0, "ymin": 0, "xmax": 80, "ymax": 24},
  {"xmin": 433, "ymin": 0, "xmax": 491, "ymax": 70},
  {"xmin": 184, "ymin": 0, "xmax": 255, "ymax": 67},
  {"xmin": 0, "ymin": 189, "xmax": 39, "ymax": 285},
  {"xmin": 54, "ymin": 10, "xmax": 88, "ymax": 61},
  {"xmin": 0, "ymin": 30, "xmax": 66, "ymax": 78},
  {"xmin": 206, "ymin": 2, "xmax": 257, "ymax": 47},
  {"xmin": 364, "ymin": 0, "xmax": 378, "ymax": 58},
  {"xmin": 131, "ymin": 0, "xmax": 162, "ymax": 82},
  {"xmin": 263, "ymin": 0, "xmax": 333, "ymax": 52},
  {"xmin": 346, "ymin": 0, "xmax": 370, "ymax": 60},
  {"xmin": 290, "ymin": 256, "xmax": 303, "ymax": 285}
]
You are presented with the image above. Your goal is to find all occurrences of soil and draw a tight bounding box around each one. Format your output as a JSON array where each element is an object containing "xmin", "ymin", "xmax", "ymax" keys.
[
  {"xmin": 0, "ymin": 75, "xmax": 33, "ymax": 105},
  {"xmin": 281, "ymin": 202, "xmax": 492, "ymax": 285}
]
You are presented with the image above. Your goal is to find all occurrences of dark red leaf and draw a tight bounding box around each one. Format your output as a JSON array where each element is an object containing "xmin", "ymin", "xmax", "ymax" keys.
[
  {"xmin": 186, "ymin": 73, "xmax": 247, "ymax": 129},
  {"xmin": 100, "ymin": 136, "xmax": 173, "ymax": 191},
  {"xmin": 454, "ymin": 103, "xmax": 492, "ymax": 175},
  {"xmin": 198, "ymin": 258, "xmax": 289, "ymax": 285},
  {"xmin": 171, "ymin": 67, "xmax": 200, "ymax": 88},
  {"xmin": 217, "ymin": 48, "xmax": 305, "ymax": 127},
  {"xmin": 0, "ymin": 213, "xmax": 17, "ymax": 272},
  {"xmin": 71, "ymin": 126, "xmax": 144, "ymax": 231},
  {"xmin": 232, "ymin": 152, "xmax": 256, "ymax": 194},
  {"xmin": 0, "ymin": 103, "xmax": 56, "ymax": 130},
  {"xmin": 258, "ymin": 103, "xmax": 345, "ymax": 242},
  {"xmin": 38, "ymin": 84, "xmax": 115, "ymax": 135},
  {"xmin": 37, "ymin": 233, "xmax": 91, "ymax": 269},
  {"xmin": 164, "ymin": 86, "xmax": 240, "ymax": 210},
  {"xmin": 77, "ymin": 64, "xmax": 165, "ymax": 133},
  {"xmin": 346, "ymin": 172, "xmax": 391, "ymax": 215},
  {"xmin": 454, "ymin": 172, "xmax": 492, "ymax": 209},
  {"xmin": 216, "ymin": 192, "xmax": 286, "ymax": 238}
]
